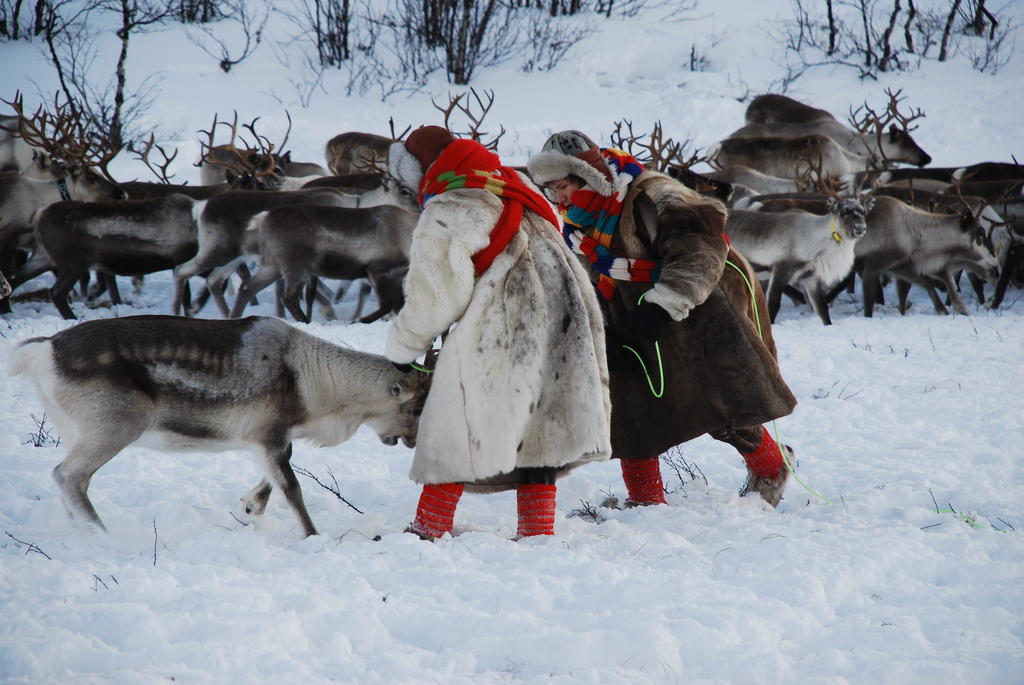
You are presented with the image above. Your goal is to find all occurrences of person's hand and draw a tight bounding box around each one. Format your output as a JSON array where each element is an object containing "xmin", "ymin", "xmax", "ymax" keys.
[
  {"xmin": 391, "ymin": 361, "xmax": 413, "ymax": 373},
  {"xmin": 627, "ymin": 301, "xmax": 672, "ymax": 341}
]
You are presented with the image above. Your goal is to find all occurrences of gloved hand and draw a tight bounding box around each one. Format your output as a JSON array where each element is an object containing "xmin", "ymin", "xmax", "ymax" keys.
[
  {"xmin": 627, "ymin": 300, "xmax": 672, "ymax": 341},
  {"xmin": 391, "ymin": 361, "xmax": 413, "ymax": 373}
]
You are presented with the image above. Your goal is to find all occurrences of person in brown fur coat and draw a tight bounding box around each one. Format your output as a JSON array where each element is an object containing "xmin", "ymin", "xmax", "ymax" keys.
[{"xmin": 527, "ymin": 130, "xmax": 798, "ymax": 507}]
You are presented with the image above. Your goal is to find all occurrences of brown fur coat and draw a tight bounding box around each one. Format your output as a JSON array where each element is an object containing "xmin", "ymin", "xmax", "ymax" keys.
[{"xmin": 598, "ymin": 172, "xmax": 796, "ymax": 460}]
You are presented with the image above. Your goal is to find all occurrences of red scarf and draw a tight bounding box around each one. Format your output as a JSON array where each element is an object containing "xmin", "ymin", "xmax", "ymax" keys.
[{"xmin": 419, "ymin": 139, "xmax": 560, "ymax": 275}]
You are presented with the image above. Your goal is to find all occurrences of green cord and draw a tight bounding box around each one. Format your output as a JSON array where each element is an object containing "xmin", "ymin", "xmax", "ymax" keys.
[
  {"xmin": 725, "ymin": 259, "xmax": 832, "ymax": 503},
  {"xmin": 727, "ymin": 260, "xmax": 1007, "ymax": 528},
  {"xmin": 621, "ymin": 342, "xmax": 665, "ymax": 398},
  {"xmin": 410, "ymin": 362, "xmax": 433, "ymax": 373}
]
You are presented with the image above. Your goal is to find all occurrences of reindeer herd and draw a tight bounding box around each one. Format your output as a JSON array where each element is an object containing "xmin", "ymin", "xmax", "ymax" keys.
[
  {"xmin": 3, "ymin": 88, "xmax": 1022, "ymax": 536},
  {"xmin": 0, "ymin": 89, "xmax": 1021, "ymax": 328}
]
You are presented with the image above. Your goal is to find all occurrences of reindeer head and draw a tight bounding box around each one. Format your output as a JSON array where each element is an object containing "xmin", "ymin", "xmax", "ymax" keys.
[
  {"xmin": 5, "ymin": 92, "xmax": 126, "ymax": 199},
  {"xmin": 850, "ymin": 89, "xmax": 932, "ymax": 168},
  {"xmin": 827, "ymin": 196, "xmax": 873, "ymax": 239},
  {"xmin": 375, "ymin": 349, "xmax": 436, "ymax": 448}
]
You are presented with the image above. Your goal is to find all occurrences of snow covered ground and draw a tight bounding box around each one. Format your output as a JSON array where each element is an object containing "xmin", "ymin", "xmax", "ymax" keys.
[{"xmin": 1, "ymin": 1, "xmax": 1022, "ymax": 683}]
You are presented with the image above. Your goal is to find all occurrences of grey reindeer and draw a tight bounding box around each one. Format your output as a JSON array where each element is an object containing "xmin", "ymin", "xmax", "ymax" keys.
[{"xmin": 8, "ymin": 315, "xmax": 431, "ymax": 537}]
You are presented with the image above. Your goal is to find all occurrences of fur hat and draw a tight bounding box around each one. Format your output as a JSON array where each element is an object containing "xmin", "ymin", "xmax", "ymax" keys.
[
  {"xmin": 527, "ymin": 130, "xmax": 616, "ymax": 196},
  {"xmin": 388, "ymin": 125, "xmax": 455, "ymax": 192}
]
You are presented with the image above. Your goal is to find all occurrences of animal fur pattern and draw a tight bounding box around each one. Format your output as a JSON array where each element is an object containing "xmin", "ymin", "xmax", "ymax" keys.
[
  {"xmin": 7, "ymin": 315, "xmax": 429, "ymax": 537},
  {"xmin": 385, "ymin": 180, "xmax": 612, "ymax": 487}
]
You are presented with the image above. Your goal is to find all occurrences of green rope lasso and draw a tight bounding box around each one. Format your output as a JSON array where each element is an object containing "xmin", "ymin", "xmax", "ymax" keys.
[{"xmin": 618, "ymin": 290, "xmax": 665, "ymax": 398}]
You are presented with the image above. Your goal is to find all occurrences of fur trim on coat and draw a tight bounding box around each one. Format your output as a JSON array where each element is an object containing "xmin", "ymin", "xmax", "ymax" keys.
[
  {"xmin": 386, "ymin": 179, "xmax": 612, "ymax": 487},
  {"xmin": 388, "ymin": 142, "xmax": 424, "ymax": 193}
]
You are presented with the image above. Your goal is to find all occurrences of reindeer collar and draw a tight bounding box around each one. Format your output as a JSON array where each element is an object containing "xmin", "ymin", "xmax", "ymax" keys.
[
  {"xmin": 56, "ymin": 177, "xmax": 71, "ymax": 201},
  {"xmin": 830, "ymin": 215, "xmax": 842, "ymax": 244}
]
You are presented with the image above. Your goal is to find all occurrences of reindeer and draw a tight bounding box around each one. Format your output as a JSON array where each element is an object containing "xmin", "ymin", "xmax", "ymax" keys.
[
  {"xmin": 7, "ymin": 315, "xmax": 432, "ymax": 537},
  {"xmin": 0, "ymin": 97, "xmax": 126, "ymax": 312},
  {"xmin": 172, "ymin": 186, "xmax": 352, "ymax": 317},
  {"xmin": 727, "ymin": 192, "xmax": 873, "ymax": 325},
  {"xmin": 744, "ymin": 93, "xmax": 836, "ymax": 125},
  {"xmin": 324, "ymin": 132, "xmax": 395, "ymax": 176},
  {"xmin": 728, "ymin": 89, "xmax": 931, "ymax": 168},
  {"xmin": 702, "ymin": 165, "xmax": 800, "ymax": 198},
  {"xmin": 229, "ymin": 204, "xmax": 419, "ymax": 323},
  {"xmin": 854, "ymin": 196, "xmax": 1000, "ymax": 316},
  {"xmin": 710, "ymin": 133, "xmax": 879, "ymax": 180},
  {"xmin": 196, "ymin": 111, "xmax": 295, "ymax": 187},
  {"xmin": 0, "ymin": 267, "xmax": 10, "ymax": 299},
  {"xmin": 27, "ymin": 193, "xmax": 198, "ymax": 319}
]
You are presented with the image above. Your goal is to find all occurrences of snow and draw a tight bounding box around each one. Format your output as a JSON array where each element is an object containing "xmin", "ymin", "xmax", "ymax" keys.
[{"xmin": 2, "ymin": 1, "xmax": 1023, "ymax": 683}]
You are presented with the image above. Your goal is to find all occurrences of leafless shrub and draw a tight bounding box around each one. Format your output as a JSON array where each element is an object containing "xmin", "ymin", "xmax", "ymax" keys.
[
  {"xmin": 187, "ymin": 0, "xmax": 268, "ymax": 73},
  {"xmin": 773, "ymin": 0, "xmax": 1016, "ymax": 84},
  {"xmin": 519, "ymin": 9, "xmax": 591, "ymax": 73},
  {"xmin": 24, "ymin": 412, "xmax": 61, "ymax": 448},
  {"xmin": 660, "ymin": 447, "xmax": 707, "ymax": 496}
]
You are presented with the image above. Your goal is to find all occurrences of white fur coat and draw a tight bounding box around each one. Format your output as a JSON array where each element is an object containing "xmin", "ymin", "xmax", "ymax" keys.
[{"xmin": 386, "ymin": 183, "xmax": 611, "ymax": 484}]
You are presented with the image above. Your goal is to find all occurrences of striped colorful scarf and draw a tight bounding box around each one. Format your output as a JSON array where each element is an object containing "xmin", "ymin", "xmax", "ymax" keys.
[
  {"xmin": 419, "ymin": 139, "xmax": 561, "ymax": 275},
  {"xmin": 559, "ymin": 149, "xmax": 659, "ymax": 300}
]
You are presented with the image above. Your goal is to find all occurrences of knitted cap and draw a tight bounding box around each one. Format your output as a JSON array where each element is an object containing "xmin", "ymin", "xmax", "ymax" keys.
[
  {"xmin": 404, "ymin": 125, "xmax": 455, "ymax": 173},
  {"xmin": 527, "ymin": 130, "xmax": 615, "ymax": 196}
]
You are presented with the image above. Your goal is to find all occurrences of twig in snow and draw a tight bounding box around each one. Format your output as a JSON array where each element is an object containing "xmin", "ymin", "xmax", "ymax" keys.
[
  {"xmin": 4, "ymin": 531, "xmax": 52, "ymax": 559},
  {"xmin": 568, "ymin": 499, "xmax": 604, "ymax": 523},
  {"xmin": 152, "ymin": 519, "xmax": 158, "ymax": 566},
  {"xmin": 293, "ymin": 465, "xmax": 364, "ymax": 514}
]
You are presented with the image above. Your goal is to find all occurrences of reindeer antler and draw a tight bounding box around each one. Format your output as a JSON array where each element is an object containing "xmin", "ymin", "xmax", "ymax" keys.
[
  {"xmin": 612, "ymin": 119, "xmax": 709, "ymax": 173},
  {"xmin": 4, "ymin": 91, "xmax": 122, "ymax": 183},
  {"xmin": 431, "ymin": 88, "xmax": 506, "ymax": 150},
  {"xmin": 197, "ymin": 111, "xmax": 281, "ymax": 185},
  {"xmin": 795, "ymin": 152, "xmax": 847, "ymax": 196},
  {"xmin": 128, "ymin": 133, "xmax": 179, "ymax": 184},
  {"xmin": 848, "ymin": 88, "xmax": 926, "ymax": 170}
]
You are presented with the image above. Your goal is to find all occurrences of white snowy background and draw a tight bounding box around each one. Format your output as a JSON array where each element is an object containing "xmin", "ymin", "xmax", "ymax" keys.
[{"xmin": 1, "ymin": 1, "xmax": 1023, "ymax": 683}]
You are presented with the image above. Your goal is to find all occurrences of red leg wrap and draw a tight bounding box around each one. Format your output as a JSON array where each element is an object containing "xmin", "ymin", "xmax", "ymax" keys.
[
  {"xmin": 740, "ymin": 427, "xmax": 785, "ymax": 479},
  {"xmin": 411, "ymin": 483, "xmax": 464, "ymax": 539},
  {"xmin": 516, "ymin": 483, "xmax": 556, "ymax": 537},
  {"xmin": 620, "ymin": 457, "xmax": 667, "ymax": 505}
]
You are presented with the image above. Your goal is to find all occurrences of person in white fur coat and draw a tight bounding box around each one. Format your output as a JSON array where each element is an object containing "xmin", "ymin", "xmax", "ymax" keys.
[{"xmin": 384, "ymin": 126, "xmax": 611, "ymax": 539}]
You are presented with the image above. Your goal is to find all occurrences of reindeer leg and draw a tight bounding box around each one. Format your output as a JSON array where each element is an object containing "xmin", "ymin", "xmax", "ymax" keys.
[
  {"xmin": 896, "ymin": 278, "xmax": 912, "ymax": 315},
  {"xmin": 765, "ymin": 264, "xmax": 795, "ymax": 322},
  {"xmin": 53, "ymin": 414, "xmax": 147, "ymax": 532},
  {"xmin": 967, "ymin": 273, "xmax": 985, "ymax": 305},
  {"xmin": 260, "ymin": 441, "xmax": 317, "ymax": 537},
  {"xmin": 172, "ymin": 262, "xmax": 204, "ymax": 316},
  {"xmin": 802, "ymin": 276, "xmax": 832, "ymax": 326},
  {"xmin": 899, "ymin": 273, "xmax": 948, "ymax": 314},
  {"xmin": 988, "ymin": 243, "xmax": 1021, "ymax": 309},
  {"xmin": 303, "ymin": 276, "xmax": 319, "ymax": 322},
  {"xmin": 208, "ymin": 257, "xmax": 249, "ymax": 318},
  {"xmin": 229, "ymin": 262, "xmax": 280, "ymax": 318},
  {"xmin": 242, "ymin": 479, "xmax": 273, "ymax": 516},
  {"xmin": 104, "ymin": 274, "xmax": 122, "ymax": 306},
  {"xmin": 943, "ymin": 271, "xmax": 970, "ymax": 315},
  {"xmin": 282, "ymin": 277, "xmax": 311, "ymax": 324},
  {"xmin": 861, "ymin": 266, "xmax": 881, "ymax": 317},
  {"xmin": 50, "ymin": 271, "xmax": 81, "ymax": 320}
]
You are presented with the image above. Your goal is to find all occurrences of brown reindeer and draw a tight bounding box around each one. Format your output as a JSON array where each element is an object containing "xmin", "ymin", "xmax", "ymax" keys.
[{"xmin": 229, "ymin": 204, "xmax": 419, "ymax": 323}]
